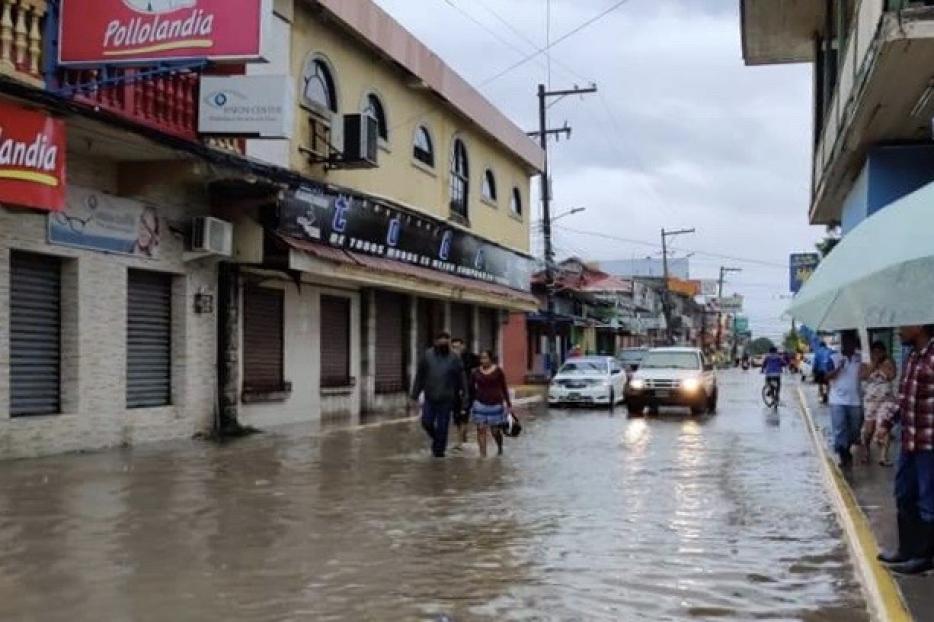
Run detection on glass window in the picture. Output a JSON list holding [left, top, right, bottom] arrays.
[[558, 358, 608, 375], [363, 93, 388, 141], [482, 169, 497, 202], [639, 351, 702, 370], [450, 139, 469, 219], [413, 125, 434, 167], [303, 58, 337, 113], [510, 187, 523, 216]]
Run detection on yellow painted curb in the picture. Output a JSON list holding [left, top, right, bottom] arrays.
[[796, 386, 913, 622]]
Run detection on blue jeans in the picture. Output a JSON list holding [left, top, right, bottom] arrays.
[[830, 405, 863, 454], [421, 400, 453, 457], [896, 450, 934, 523]]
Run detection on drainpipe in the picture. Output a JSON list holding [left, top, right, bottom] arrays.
[[217, 262, 241, 436]]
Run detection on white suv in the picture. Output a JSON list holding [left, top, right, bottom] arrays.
[[624, 347, 718, 416]]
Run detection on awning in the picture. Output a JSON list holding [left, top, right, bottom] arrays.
[[281, 236, 538, 312]]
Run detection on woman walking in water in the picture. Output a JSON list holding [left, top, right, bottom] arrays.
[[469, 350, 512, 457], [861, 341, 898, 466]]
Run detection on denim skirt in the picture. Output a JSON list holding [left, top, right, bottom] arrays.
[[471, 402, 507, 427]]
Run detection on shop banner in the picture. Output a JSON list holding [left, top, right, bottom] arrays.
[[790, 253, 820, 293], [48, 186, 161, 258], [59, 0, 268, 65], [717, 295, 744, 313], [0, 101, 66, 212], [279, 185, 534, 292], [199, 75, 294, 138]]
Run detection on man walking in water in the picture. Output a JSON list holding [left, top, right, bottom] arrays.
[[411, 331, 467, 458], [451, 337, 479, 449]]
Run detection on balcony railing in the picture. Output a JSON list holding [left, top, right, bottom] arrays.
[[58, 67, 246, 155], [0, 0, 46, 86]]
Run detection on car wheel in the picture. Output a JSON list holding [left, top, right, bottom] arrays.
[[608, 389, 616, 411], [627, 401, 644, 417], [707, 388, 718, 414], [690, 400, 705, 416]]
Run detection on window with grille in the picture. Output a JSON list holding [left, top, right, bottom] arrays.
[[449, 138, 469, 219]]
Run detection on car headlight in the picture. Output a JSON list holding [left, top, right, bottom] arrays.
[[681, 378, 701, 392], [629, 379, 645, 391]]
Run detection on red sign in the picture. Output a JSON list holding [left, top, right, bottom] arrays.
[[0, 101, 66, 212], [59, 0, 266, 65]]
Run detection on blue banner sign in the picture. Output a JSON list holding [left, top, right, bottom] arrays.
[[790, 253, 820, 294]]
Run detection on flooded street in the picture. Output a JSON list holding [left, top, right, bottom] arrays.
[[0, 371, 867, 622]]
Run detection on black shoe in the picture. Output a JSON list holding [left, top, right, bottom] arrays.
[[879, 513, 919, 565], [890, 557, 934, 575], [878, 549, 913, 565]]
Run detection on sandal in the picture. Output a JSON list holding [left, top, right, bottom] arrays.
[[879, 460, 894, 467]]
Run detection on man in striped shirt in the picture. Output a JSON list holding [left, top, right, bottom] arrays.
[[879, 325, 934, 575]]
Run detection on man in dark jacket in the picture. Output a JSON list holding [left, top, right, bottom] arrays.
[[451, 337, 479, 448], [411, 331, 467, 458]]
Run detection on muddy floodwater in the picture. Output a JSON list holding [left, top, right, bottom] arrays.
[[0, 372, 868, 621]]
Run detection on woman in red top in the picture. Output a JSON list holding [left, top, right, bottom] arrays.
[[469, 350, 512, 457]]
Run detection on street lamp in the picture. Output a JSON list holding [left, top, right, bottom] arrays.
[[552, 206, 586, 222]]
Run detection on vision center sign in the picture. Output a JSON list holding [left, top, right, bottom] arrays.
[[59, 0, 269, 65], [279, 185, 534, 292], [198, 75, 294, 138]]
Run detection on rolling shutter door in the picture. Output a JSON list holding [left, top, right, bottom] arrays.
[[450, 303, 472, 346], [321, 295, 351, 387], [10, 252, 61, 417], [478, 308, 498, 355], [243, 287, 284, 391], [127, 270, 172, 409], [375, 292, 406, 393]]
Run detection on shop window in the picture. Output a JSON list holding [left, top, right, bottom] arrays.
[[321, 295, 351, 388], [127, 270, 172, 409], [450, 138, 470, 220], [9, 251, 62, 417], [243, 287, 286, 393], [414, 125, 434, 167]]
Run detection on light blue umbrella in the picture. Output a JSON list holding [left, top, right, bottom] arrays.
[[787, 180, 934, 331]]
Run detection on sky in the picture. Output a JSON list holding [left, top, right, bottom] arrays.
[[373, 0, 818, 341]]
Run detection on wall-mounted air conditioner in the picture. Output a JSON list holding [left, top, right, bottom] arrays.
[[342, 113, 379, 169], [191, 217, 233, 257]]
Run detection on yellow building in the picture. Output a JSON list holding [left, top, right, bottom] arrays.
[[233, 0, 545, 428]]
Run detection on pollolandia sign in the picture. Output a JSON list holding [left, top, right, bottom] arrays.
[[278, 185, 535, 293], [58, 0, 269, 65], [0, 101, 66, 212]]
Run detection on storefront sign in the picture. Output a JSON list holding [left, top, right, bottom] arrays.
[[790, 253, 820, 293], [717, 295, 744, 313], [733, 316, 750, 334], [198, 75, 294, 138], [0, 101, 66, 212], [699, 279, 718, 297], [59, 0, 268, 65], [49, 186, 161, 258], [279, 185, 534, 292]]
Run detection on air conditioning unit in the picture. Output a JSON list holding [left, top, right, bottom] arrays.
[[191, 216, 233, 257], [342, 113, 379, 169]]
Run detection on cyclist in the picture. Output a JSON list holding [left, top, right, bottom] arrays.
[[761, 347, 786, 404]]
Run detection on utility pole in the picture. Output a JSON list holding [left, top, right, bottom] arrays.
[[529, 82, 597, 375], [716, 266, 742, 353], [660, 228, 695, 345]]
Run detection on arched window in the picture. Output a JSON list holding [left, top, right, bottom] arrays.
[[482, 169, 497, 203], [302, 57, 337, 113], [510, 187, 523, 217], [363, 93, 388, 141], [449, 139, 469, 219], [413, 125, 434, 167]]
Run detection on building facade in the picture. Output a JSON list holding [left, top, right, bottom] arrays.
[[0, 0, 542, 459]]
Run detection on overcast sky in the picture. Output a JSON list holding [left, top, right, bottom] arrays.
[[374, 0, 817, 340]]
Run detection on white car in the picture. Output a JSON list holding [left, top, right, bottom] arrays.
[[625, 347, 718, 416], [548, 356, 627, 409]]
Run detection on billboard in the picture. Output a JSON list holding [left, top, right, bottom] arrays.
[[0, 101, 66, 212], [790, 253, 820, 293], [199, 75, 294, 138], [717, 295, 744, 313], [59, 0, 268, 65], [279, 185, 535, 292], [49, 186, 161, 258]]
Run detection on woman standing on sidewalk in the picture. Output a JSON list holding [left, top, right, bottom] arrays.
[[860, 341, 897, 466], [469, 350, 512, 457]]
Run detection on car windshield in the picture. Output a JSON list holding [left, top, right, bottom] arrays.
[[640, 352, 701, 370], [618, 351, 646, 364], [559, 360, 607, 375]]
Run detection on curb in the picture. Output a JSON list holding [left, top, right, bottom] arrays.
[[796, 386, 913, 622], [513, 395, 543, 407]]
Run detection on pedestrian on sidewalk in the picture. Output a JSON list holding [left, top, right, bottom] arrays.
[[451, 337, 479, 449], [826, 331, 863, 468], [411, 331, 467, 458], [878, 325, 934, 575], [469, 350, 512, 457], [813, 341, 833, 404], [860, 341, 897, 466]]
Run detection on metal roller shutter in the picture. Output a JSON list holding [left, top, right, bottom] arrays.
[[243, 287, 284, 391], [375, 292, 407, 394], [477, 308, 498, 355], [321, 295, 351, 388], [10, 252, 61, 417], [127, 270, 172, 409], [450, 303, 472, 346], [417, 298, 444, 350]]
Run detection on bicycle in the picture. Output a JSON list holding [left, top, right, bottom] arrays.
[[762, 377, 781, 410]]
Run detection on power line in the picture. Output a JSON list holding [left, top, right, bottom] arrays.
[[480, 0, 634, 87]]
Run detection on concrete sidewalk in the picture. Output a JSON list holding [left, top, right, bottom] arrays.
[[800, 383, 934, 621]]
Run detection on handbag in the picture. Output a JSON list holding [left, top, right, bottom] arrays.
[[504, 411, 522, 438]]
